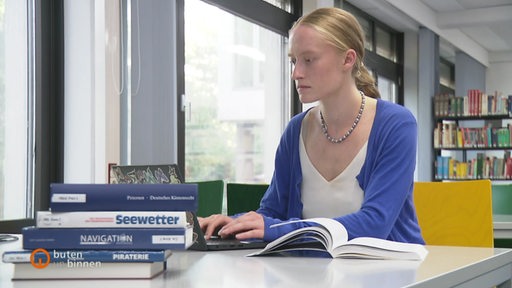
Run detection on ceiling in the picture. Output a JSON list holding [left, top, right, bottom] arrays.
[[419, 0, 512, 57], [346, 0, 512, 65]]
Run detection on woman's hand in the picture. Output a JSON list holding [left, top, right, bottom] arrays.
[[218, 211, 264, 240], [198, 214, 234, 240]]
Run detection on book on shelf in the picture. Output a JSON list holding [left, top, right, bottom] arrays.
[[433, 124, 512, 148], [434, 150, 512, 180], [36, 210, 193, 228], [3, 249, 172, 263], [248, 218, 428, 260], [433, 90, 511, 117], [109, 163, 183, 184], [22, 226, 194, 250], [49, 183, 198, 212], [11, 260, 168, 280]]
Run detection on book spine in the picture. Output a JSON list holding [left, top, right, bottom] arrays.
[[3, 250, 169, 263], [442, 156, 449, 179], [49, 183, 198, 212], [436, 155, 443, 179], [36, 211, 192, 228], [22, 226, 193, 250]]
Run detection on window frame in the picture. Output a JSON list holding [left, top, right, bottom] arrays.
[[0, 0, 64, 233]]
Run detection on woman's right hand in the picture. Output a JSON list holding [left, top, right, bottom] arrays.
[[198, 214, 234, 240]]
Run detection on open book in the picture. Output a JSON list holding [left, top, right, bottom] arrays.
[[248, 218, 428, 260]]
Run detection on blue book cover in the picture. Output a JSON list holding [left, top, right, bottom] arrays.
[[442, 156, 449, 179], [22, 226, 193, 250], [3, 249, 171, 263], [49, 183, 198, 212], [436, 155, 443, 179]]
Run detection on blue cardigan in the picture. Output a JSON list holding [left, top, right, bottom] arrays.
[[256, 99, 425, 244]]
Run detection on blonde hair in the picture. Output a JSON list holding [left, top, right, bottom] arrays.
[[291, 7, 380, 99]]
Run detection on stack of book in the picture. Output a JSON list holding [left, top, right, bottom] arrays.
[[2, 183, 198, 280]]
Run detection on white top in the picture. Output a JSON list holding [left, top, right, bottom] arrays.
[[300, 128, 366, 219]]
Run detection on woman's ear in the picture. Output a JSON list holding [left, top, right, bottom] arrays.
[[343, 49, 357, 67]]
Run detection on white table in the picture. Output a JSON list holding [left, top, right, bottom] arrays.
[[1, 236, 512, 288]]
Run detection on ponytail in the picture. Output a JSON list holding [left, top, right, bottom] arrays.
[[355, 64, 380, 99]]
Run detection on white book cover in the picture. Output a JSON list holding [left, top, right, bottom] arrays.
[[12, 261, 167, 280], [37, 211, 193, 228]]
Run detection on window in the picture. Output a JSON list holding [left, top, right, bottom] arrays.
[[343, 2, 403, 104], [439, 58, 455, 94], [233, 18, 261, 89], [262, 0, 292, 12], [376, 26, 396, 62], [377, 76, 397, 103], [183, 0, 295, 183], [358, 17, 373, 51], [0, 0, 32, 221], [0, 0, 64, 233]]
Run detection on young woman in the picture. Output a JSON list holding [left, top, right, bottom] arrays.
[[199, 7, 424, 245]]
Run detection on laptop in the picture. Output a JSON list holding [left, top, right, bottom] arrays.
[[109, 164, 266, 250], [188, 213, 268, 251]]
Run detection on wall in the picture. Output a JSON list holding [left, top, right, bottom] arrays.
[[416, 27, 439, 181], [487, 53, 512, 95], [455, 52, 486, 95]]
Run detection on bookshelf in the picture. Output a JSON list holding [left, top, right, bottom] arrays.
[[433, 90, 512, 181]]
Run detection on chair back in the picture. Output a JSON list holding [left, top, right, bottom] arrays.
[[492, 184, 512, 215], [188, 180, 224, 217], [413, 180, 493, 247], [226, 183, 268, 215], [491, 184, 512, 248]]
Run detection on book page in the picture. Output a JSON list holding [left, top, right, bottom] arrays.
[[251, 226, 329, 256], [248, 218, 349, 256], [295, 218, 349, 250], [333, 237, 428, 260]]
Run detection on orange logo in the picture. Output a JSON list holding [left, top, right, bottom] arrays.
[[30, 248, 50, 269]]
